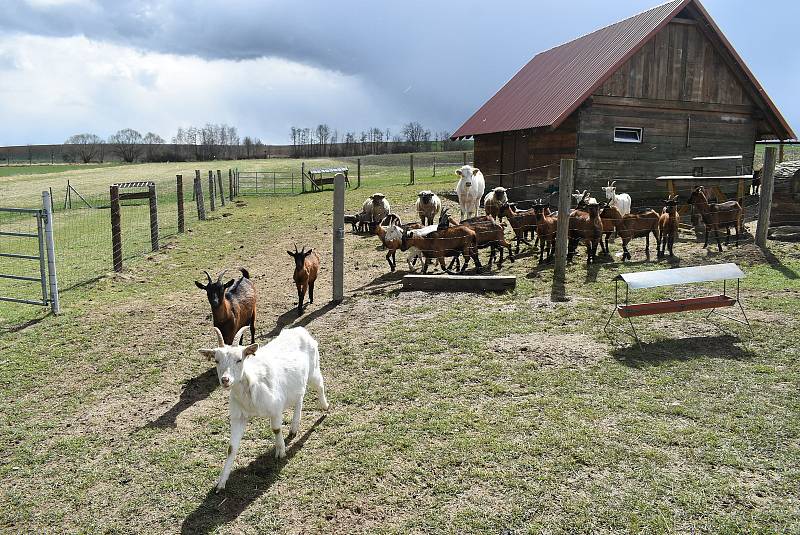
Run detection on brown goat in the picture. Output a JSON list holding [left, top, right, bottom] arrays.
[[287, 245, 320, 317], [687, 186, 743, 252], [375, 214, 422, 272], [401, 209, 481, 274], [603, 205, 660, 261], [569, 202, 603, 264], [532, 199, 557, 264], [657, 195, 681, 257], [500, 203, 537, 254], [195, 268, 257, 345], [458, 214, 514, 269]]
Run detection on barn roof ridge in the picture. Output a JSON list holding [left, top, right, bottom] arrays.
[[451, 0, 794, 141]]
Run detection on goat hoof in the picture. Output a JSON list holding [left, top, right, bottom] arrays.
[[287, 431, 297, 441], [275, 448, 287, 460]]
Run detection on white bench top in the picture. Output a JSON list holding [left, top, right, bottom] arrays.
[[616, 263, 745, 289]]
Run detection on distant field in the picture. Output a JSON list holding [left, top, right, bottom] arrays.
[[0, 163, 120, 179]]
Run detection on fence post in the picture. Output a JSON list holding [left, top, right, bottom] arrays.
[[110, 184, 123, 272], [208, 170, 216, 211], [433, 155, 436, 177], [149, 183, 159, 252], [194, 176, 206, 220], [193, 170, 199, 200], [463, 152, 467, 165], [778, 141, 785, 163], [177, 175, 185, 233], [229, 169, 233, 201], [217, 169, 225, 206], [410, 154, 415, 185], [333, 173, 345, 302], [301, 162, 306, 193], [357, 158, 361, 188], [41, 190, 60, 314], [553, 159, 575, 301], [756, 146, 777, 248]]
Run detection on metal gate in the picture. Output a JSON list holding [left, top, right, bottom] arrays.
[[0, 191, 60, 313], [238, 171, 301, 195]]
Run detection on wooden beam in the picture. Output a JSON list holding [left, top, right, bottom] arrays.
[[402, 274, 516, 293], [589, 95, 754, 116]]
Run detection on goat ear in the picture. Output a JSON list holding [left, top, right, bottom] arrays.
[[456, 169, 462, 176], [224, 279, 234, 289], [242, 343, 259, 358], [287, 251, 294, 257], [304, 249, 313, 256], [195, 281, 206, 290], [199, 349, 216, 361]]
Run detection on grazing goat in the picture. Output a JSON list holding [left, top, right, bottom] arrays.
[[200, 325, 329, 492], [568, 200, 603, 264], [287, 245, 320, 317], [415, 191, 441, 226], [601, 181, 632, 216], [483, 187, 508, 222], [401, 209, 482, 274], [658, 195, 681, 257], [375, 214, 423, 272], [362, 193, 390, 231], [687, 186, 743, 252], [455, 165, 485, 220], [532, 199, 557, 264], [603, 205, 661, 261], [500, 202, 537, 254], [195, 268, 256, 345]]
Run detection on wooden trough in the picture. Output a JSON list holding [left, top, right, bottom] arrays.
[[402, 274, 516, 293]]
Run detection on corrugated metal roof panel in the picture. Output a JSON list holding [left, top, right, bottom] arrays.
[[451, 0, 794, 140]]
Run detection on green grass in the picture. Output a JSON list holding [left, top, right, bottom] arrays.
[[0, 152, 798, 533], [0, 162, 122, 178]]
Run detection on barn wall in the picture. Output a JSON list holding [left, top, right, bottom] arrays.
[[576, 101, 757, 201]]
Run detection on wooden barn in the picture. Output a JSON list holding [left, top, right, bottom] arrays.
[[451, 0, 795, 200]]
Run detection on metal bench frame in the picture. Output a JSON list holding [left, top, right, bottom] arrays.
[[604, 263, 753, 349]]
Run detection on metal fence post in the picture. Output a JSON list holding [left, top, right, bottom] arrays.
[[208, 170, 216, 211], [110, 184, 123, 272], [333, 173, 345, 302], [148, 183, 159, 251], [194, 176, 206, 220], [433, 155, 436, 177], [177, 174, 185, 233], [553, 159, 574, 300], [756, 146, 777, 247], [357, 158, 361, 188], [217, 169, 225, 206], [36, 210, 48, 304], [410, 154, 415, 185], [41, 190, 60, 314], [229, 169, 233, 201]]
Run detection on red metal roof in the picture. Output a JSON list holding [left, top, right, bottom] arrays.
[[451, 0, 794, 140]]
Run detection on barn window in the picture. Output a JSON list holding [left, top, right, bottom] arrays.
[[613, 127, 643, 143]]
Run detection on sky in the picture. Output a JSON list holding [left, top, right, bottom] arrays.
[[0, 0, 797, 146]]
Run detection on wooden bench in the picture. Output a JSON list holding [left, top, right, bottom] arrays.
[[604, 263, 752, 349]]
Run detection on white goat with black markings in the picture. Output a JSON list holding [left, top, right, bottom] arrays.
[[415, 191, 441, 226], [199, 325, 329, 493]]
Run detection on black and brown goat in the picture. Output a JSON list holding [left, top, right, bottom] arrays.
[[532, 199, 557, 264], [458, 214, 514, 269], [687, 186, 743, 252], [657, 195, 681, 257], [401, 209, 482, 274], [500, 203, 537, 254], [287, 244, 320, 317], [195, 268, 256, 345], [568, 201, 603, 264], [375, 214, 422, 272]]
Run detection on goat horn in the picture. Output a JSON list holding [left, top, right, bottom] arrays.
[[233, 326, 249, 346], [216, 269, 227, 283], [293, 243, 298, 254], [203, 270, 212, 285], [212, 327, 225, 347], [611, 181, 616, 186]]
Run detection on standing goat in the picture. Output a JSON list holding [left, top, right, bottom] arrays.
[[401, 209, 482, 274], [602, 205, 661, 261], [200, 325, 329, 492], [362, 193, 390, 232], [195, 268, 256, 345], [687, 186, 743, 252], [601, 181, 632, 215], [658, 195, 681, 257], [455, 165, 485, 220], [415, 191, 441, 226], [483, 187, 508, 222], [375, 214, 423, 272], [287, 245, 320, 317], [568, 200, 603, 264], [500, 202, 537, 254], [533, 199, 557, 264]]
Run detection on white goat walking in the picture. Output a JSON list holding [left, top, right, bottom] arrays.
[[199, 325, 329, 492], [455, 165, 485, 221], [601, 181, 631, 215]]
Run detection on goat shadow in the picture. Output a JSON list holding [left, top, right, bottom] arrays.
[[262, 300, 340, 340], [141, 367, 219, 430], [180, 415, 326, 535], [612, 334, 754, 369]]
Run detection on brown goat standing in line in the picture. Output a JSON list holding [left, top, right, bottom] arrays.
[[602, 205, 661, 261], [287, 245, 320, 317], [658, 195, 681, 257], [533, 199, 557, 264], [195, 268, 257, 345], [687, 186, 743, 252], [568, 200, 603, 264]]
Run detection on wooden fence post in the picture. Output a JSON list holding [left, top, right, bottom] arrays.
[[235, 169, 239, 196], [463, 152, 467, 165], [217, 169, 225, 206], [357, 158, 361, 189], [779, 141, 785, 163], [208, 170, 216, 211], [552, 159, 575, 300], [409, 154, 415, 185], [229, 169, 233, 200], [433, 155, 436, 177], [148, 183, 159, 252], [110, 184, 122, 272], [177, 175, 185, 233], [301, 162, 306, 193], [333, 173, 345, 302], [193, 170, 199, 200], [194, 176, 206, 220], [756, 146, 777, 248]]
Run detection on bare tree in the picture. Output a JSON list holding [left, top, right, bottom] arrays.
[[109, 129, 144, 163], [242, 136, 254, 159], [143, 132, 165, 162], [402, 122, 430, 152], [65, 133, 102, 163], [316, 124, 330, 157]]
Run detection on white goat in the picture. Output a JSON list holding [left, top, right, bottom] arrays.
[[572, 189, 597, 208], [199, 325, 329, 492], [415, 190, 441, 226], [455, 165, 485, 221], [601, 181, 631, 215], [483, 186, 508, 221], [362, 193, 390, 226]]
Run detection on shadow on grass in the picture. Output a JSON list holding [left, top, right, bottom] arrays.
[[763, 248, 798, 280], [180, 415, 327, 535], [1, 312, 52, 334], [262, 300, 340, 340], [612, 334, 755, 368], [142, 367, 218, 430]]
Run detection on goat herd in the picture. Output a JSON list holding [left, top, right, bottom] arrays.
[[189, 164, 746, 493], [348, 165, 745, 275]]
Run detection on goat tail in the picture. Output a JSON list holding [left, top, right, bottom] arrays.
[[239, 267, 251, 279]]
